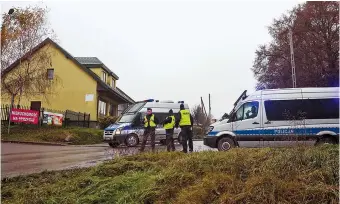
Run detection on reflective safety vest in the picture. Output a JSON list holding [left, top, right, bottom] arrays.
[[164, 115, 175, 130], [179, 109, 191, 126], [144, 114, 156, 127]]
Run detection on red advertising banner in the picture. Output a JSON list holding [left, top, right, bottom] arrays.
[[10, 109, 39, 124]]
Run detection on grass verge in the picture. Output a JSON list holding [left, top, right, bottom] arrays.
[[2, 145, 339, 204], [1, 125, 103, 145]]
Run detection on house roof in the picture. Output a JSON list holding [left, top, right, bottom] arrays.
[[74, 57, 102, 65], [74, 57, 119, 80], [2, 38, 134, 104]]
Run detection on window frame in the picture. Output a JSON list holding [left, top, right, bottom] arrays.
[[98, 100, 107, 116], [243, 101, 259, 120], [111, 79, 115, 88], [264, 98, 339, 121], [47, 68, 54, 80], [234, 105, 244, 122], [231, 101, 260, 122], [102, 71, 107, 83]]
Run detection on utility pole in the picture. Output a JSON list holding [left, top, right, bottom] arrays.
[[288, 28, 297, 88], [200, 97, 207, 117]]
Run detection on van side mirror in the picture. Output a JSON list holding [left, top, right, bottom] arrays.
[[221, 113, 230, 120], [231, 113, 237, 121]]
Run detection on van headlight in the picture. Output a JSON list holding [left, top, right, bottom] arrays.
[[115, 128, 122, 135]]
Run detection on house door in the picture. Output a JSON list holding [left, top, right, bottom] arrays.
[[30, 101, 41, 111]]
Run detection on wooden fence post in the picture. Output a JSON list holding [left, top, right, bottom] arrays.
[[83, 113, 86, 127], [65, 110, 68, 127], [40, 108, 44, 126], [6, 105, 9, 126], [78, 112, 81, 126], [88, 114, 90, 128]]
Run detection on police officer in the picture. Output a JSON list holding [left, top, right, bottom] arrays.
[[139, 108, 159, 152], [176, 104, 194, 153], [163, 109, 176, 152]]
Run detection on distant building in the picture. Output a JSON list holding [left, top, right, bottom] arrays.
[[1, 38, 134, 126]]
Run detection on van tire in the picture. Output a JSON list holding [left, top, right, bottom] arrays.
[[315, 136, 337, 146], [125, 134, 139, 147], [217, 137, 235, 151]]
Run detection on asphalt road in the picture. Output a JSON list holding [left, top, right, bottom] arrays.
[[1, 141, 215, 178]]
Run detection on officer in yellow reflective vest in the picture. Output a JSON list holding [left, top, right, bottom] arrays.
[[176, 104, 194, 153], [163, 109, 176, 152], [139, 108, 159, 152]]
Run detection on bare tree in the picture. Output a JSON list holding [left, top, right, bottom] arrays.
[[191, 105, 213, 135], [191, 105, 206, 126], [1, 5, 59, 107], [252, 2, 339, 89]]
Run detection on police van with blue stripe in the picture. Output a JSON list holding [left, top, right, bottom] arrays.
[[103, 99, 188, 147], [204, 87, 339, 151]]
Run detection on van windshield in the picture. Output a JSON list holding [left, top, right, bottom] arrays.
[[117, 114, 137, 123], [125, 102, 146, 113]]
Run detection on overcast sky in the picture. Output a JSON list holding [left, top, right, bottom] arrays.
[[1, 0, 302, 118]]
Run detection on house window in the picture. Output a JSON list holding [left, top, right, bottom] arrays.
[[111, 79, 115, 88], [98, 100, 107, 116], [47, 69, 54, 80], [102, 72, 107, 83]]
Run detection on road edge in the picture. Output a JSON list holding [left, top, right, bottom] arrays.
[[1, 140, 68, 146]]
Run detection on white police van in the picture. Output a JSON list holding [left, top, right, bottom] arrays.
[[204, 87, 339, 151], [103, 99, 189, 147]]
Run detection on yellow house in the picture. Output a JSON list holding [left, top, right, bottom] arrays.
[[1, 38, 134, 126]]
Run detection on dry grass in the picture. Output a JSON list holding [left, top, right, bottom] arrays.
[[1, 126, 103, 145], [2, 145, 339, 204]]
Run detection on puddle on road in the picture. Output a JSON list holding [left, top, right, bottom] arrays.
[[2, 141, 215, 178]]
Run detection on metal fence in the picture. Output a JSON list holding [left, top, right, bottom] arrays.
[[1, 104, 90, 128]]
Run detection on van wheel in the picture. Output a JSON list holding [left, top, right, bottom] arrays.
[[109, 142, 119, 148], [125, 134, 139, 147], [315, 136, 337, 146], [217, 137, 235, 151]]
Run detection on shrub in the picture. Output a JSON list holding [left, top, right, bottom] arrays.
[[98, 116, 119, 129], [193, 126, 204, 139], [1, 126, 103, 145]]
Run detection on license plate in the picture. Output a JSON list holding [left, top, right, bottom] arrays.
[[105, 137, 111, 140]]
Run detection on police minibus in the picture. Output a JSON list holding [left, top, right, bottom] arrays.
[[103, 99, 189, 147], [204, 87, 339, 151]]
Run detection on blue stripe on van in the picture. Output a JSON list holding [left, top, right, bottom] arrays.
[[207, 127, 339, 136]]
